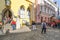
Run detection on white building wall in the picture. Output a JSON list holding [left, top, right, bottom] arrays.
[[45, 0, 56, 8], [45, 0, 58, 16], [37, 0, 44, 5]]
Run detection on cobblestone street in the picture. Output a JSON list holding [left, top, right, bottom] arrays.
[[0, 26, 60, 40]]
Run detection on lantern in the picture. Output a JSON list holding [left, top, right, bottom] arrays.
[[5, 0, 11, 6]]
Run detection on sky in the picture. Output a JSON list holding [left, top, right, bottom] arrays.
[[53, 0, 60, 7]]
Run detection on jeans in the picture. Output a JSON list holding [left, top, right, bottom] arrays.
[[32, 25, 36, 30], [41, 28, 46, 34], [12, 24, 16, 30]]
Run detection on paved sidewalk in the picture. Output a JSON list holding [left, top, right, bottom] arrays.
[[0, 30, 5, 35], [0, 26, 60, 40], [9, 26, 31, 33], [0, 25, 31, 35]]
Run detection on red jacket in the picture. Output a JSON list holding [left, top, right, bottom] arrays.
[[0, 22, 2, 25], [11, 20, 16, 25]]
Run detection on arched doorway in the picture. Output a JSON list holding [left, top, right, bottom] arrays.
[[2, 8, 12, 24], [19, 5, 25, 18], [26, 7, 31, 25], [3, 9, 12, 18], [27, 8, 30, 18], [18, 5, 25, 26]]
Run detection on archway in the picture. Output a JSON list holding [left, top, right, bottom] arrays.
[[26, 7, 31, 25], [27, 7, 30, 19], [18, 5, 25, 26], [2, 8, 12, 24], [19, 5, 25, 18]]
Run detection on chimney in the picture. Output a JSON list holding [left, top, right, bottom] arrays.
[[54, 1, 57, 4]]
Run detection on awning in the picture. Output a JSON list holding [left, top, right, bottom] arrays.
[[55, 20, 60, 23]]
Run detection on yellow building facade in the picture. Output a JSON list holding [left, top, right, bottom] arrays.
[[0, 0, 5, 20], [0, 0, 36, 28], [11, 0, 33, 27]]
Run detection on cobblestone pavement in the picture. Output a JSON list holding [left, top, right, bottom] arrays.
[[0, 25, 60, 40]]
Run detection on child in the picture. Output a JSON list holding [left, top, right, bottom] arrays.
[[11, 20, 16, 30]]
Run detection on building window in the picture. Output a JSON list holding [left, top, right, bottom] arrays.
[[19, 5, 25, 18], [44, 7, 46, 13], [52, 14, 55, 17], [48, 8, 49, 13], [20, 6, 25, 15], [27, 8, 30, 18], [50, 10, 53, 15], [43, 6, 44, 12], [40, 6, 42, 12]]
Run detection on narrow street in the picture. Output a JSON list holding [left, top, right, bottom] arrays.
[[0, 26, 60, 40], [0, 0, 60, 40]]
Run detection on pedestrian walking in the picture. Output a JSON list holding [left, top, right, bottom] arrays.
[[41, 21, 47, 34], [32, 21, 36, 30]]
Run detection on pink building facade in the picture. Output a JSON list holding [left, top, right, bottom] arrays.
[[35, 0, 57, 24], [35, 0, 41, 23]]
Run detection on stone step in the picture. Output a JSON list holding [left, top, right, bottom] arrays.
[[9, 26, 31, 33], [0, 30, 5, 35], [3, 24, 31, 34]]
